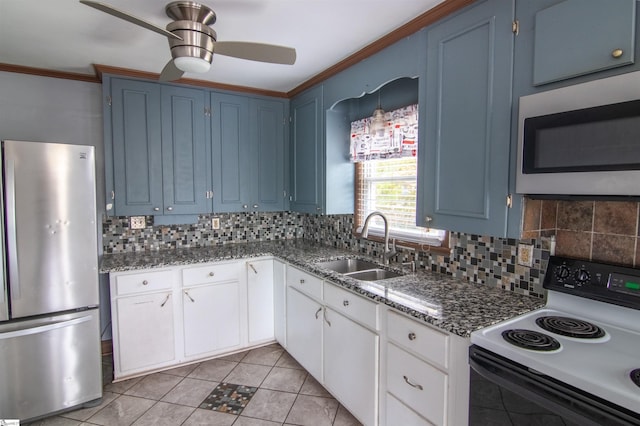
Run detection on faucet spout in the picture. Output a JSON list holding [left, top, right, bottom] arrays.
[[361, 211, 397, 264]]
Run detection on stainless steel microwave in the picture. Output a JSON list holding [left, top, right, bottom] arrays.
[[516, 71, 640, 196]]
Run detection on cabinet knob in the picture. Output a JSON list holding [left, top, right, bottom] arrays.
[[425, 216, 433, 224], [142, 280, 149, 285], [408, 332, 416, 341], [343, 300, 350, 307], [300, 279, 305, 284], [253, 204, 258, 209], [153, 207, 160, 211], [612, 48, 624, 58], [243, 204, 248, 209], [166, 206, 173, 211], [208, 272, 215, 277]]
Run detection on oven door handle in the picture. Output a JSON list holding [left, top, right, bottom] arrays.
[[469, 345, 640, 426]]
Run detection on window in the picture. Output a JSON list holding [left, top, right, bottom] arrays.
[[355, 157, 446, 247]]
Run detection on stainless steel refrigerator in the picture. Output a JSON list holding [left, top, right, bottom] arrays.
[[0, 140, 102, 421]]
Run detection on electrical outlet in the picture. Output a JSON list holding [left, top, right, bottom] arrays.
[[517, 243, 534, 267], [129, 216, 146, 230], [211, 217, 220, 230]]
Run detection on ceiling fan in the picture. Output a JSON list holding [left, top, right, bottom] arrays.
[[79, 0, 296, 81]]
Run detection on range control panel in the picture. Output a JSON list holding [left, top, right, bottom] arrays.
[[544, 256, 640, 310]]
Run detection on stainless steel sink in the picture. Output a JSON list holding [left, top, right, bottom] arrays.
[[315, 258, 403, 281], [344, 269, 402, 281], [315, 259, 381, 274]]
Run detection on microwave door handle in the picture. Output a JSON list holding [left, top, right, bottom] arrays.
[[5, 159, 20, 299]]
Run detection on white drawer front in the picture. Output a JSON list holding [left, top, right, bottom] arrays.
[[386, 392, 434, 426], [387, 343, 447, 426], [182, 262, 240, 286], [387, 310, 449, 368], [286, 266, 322, 299], [115, 270, 173, 296], [323, 282, 379, 330]]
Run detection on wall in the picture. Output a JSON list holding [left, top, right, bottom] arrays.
[[522, 198, 640, 267], [0, 71, 112, 338]]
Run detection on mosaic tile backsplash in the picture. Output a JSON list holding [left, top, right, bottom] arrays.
[[103, 211, 549, 298]]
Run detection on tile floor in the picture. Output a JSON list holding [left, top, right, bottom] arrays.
[[26, 343, 362, 426]]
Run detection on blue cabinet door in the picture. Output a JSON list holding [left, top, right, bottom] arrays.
[[211, 92, 251, 212], [418, 0, 514, 237], [110, 79, 163, 216], [161, 86, 209, 215], [250, 98, 286, 211], [533, 0, 635, 86], [290, 86, 324, 214]]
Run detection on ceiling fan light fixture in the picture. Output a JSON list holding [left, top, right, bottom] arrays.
[[174, 56, 211, 73]]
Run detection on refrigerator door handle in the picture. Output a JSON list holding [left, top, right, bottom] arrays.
[[4, 158, 20, 299], [0, 314, 93, 340]]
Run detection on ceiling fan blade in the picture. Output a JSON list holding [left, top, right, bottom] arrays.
[[159, 60, 185, 82], [79, 0, 182, 40], [213, 41, 296, 65]]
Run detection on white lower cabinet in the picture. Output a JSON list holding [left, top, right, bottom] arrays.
[[273, 260, 286, 346], [285, 285, 323, 379], [246, 259, 275, 344], [182, 281, 241, 358], [115, 289, 176, 374], [323, 307, 378, 426]]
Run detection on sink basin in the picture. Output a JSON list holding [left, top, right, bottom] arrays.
[[315, 258, 403, 281], [344, 269, 403, 281], [315, 259, 381, 274]]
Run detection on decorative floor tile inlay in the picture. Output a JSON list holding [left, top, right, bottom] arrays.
[[199, 382, 258, 415]]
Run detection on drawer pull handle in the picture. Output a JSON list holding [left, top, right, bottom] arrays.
[[343, 300, 350, 307], [248, 264, 258, 274], [315, 307, 322, 319], [208, 272, 215, 277], [160, 294, 171, 307], [408, 332, 416, 341], [184, 291, 195, 303], [403, 375, 424, 391], [142, 280, 149, 286], [300, 279, 305, 284]]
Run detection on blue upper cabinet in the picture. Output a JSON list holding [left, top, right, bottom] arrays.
[[250, 98, 286, 211], [532, 0, 636, 86], [290, 85, 324, 214], [109, 78, 163, 216], [107, 77, 209, 217], [161, 85, 209, 215], [210, 92, 287, 213], [418, 0, 515, 237], [210, 92, 251, 212]]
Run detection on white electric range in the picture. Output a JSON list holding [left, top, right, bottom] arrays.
[[470, 255, 640, 426]]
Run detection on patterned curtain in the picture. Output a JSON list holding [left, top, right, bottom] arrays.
[[350, 104, 418, 163]]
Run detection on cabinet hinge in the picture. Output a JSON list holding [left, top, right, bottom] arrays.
[[205, 190, 214, 199], [106, 95, 112, 106], [512, 20, 519, 35], [283, 190, 287, 198], [506, 194, 513, 208], [204, 107, 212, 117]]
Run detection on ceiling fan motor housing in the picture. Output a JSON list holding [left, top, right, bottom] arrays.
[[166, 20, 216, 63]]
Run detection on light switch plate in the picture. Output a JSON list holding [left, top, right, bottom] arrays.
[[129, 216, 146, 230], [212, 217, 220, 230], [517, 243, 534, 267]]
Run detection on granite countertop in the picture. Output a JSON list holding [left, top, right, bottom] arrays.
[[100, 239, 545, 338]]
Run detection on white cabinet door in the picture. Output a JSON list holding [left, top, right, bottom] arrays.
[[246, 259, 275, 344], [273, 260, 286, 347], [183, 282, 241, 358], [323, 307, 379, 426], [286, 286, 322, 380], [115, 290, 175, 375]]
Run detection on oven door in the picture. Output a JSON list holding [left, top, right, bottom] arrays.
[[469, 345, 640, 426]]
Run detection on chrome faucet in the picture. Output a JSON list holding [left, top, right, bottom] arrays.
[[361, 211, 397, 264]]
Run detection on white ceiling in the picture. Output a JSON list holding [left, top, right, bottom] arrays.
[[0, 0, 445, 92]]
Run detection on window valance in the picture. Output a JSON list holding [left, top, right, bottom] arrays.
[[350, 104, 418, 163]]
